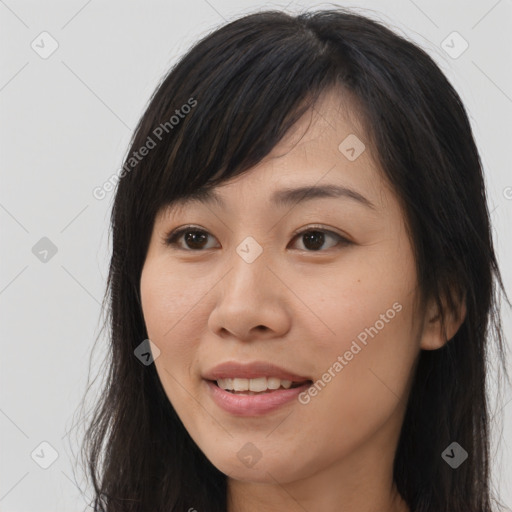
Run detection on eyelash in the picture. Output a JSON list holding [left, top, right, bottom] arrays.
[[164, 224, 352, 252]]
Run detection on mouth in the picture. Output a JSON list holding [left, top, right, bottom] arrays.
[[208, 377, 313, 395], [203, 377, 314, 416], [202, 361, 314, 415]]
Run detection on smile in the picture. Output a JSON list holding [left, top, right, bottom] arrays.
[[204, 379, 313, 416]]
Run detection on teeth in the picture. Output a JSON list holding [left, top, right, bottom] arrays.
[[216, 377, 297, 392], [233, 378, 248, 391], [267, 377, 281, 390], [249, 377, 267, 392]]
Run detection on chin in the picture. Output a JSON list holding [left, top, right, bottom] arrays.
[[207, 449, 307, 484]]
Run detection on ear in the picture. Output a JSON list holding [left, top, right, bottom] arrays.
[[419, 290, 467, 350]]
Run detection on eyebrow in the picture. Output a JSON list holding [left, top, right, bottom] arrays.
[[170, 184, 375, 211]]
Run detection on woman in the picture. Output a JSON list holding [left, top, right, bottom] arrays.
[[79, 7, 509, 512]]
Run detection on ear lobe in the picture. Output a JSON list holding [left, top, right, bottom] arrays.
[[420, 293, 467, 351]]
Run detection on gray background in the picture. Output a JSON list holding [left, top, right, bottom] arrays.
[[1, 0, 511, 510]]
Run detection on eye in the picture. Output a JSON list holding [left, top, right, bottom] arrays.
[[164, 225, 351, 252], [288, 226, 351, 252], [164, 226, 219, 251]]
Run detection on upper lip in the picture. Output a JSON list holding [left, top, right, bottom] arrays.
[[203, 361, 312, 383]]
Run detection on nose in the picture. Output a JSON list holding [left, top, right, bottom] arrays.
[[207, 246, 292, 342]]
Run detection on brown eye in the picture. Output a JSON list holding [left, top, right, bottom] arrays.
[[165, 227, 219, 250], [289, 229, 350, 252], [164, 226, 350, 252]]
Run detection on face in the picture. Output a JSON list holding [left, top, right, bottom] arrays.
[[140, 90, 428, 486]]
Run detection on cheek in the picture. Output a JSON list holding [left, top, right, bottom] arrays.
[[288, 289, 418, 476], [295, 240, 419, 423], [140, 261, 206, 382], [304, 244, 416, 356], [141, 260, 202, 339], [140, 261, 209, 429], [296, 279, 417, 419]]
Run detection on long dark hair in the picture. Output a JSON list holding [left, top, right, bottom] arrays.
[[75, 7, 509, 512]]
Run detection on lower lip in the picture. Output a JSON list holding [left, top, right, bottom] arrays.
[[204, 379, 312, 416]]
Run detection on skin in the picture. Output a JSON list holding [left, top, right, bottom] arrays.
[[140, 89, 465, 512]]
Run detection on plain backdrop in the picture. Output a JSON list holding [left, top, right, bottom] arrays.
[[0, 0, 511, 510]]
